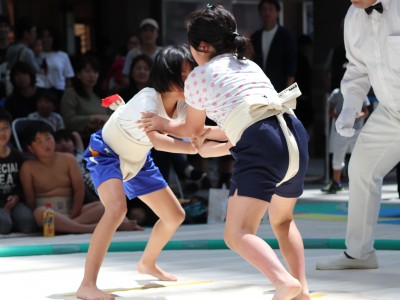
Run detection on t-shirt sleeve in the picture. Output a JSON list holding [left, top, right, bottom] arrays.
[[138, 89, 159, 115], [62, 52, 75, 78]]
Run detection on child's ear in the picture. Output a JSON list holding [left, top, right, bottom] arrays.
[[26, 144, 34, 153], [198, 41, 211, 52]]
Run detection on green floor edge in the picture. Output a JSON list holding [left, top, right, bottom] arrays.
[[1, 238, 399, 257]]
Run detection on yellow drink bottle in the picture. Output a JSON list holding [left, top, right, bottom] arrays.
[[43, 202, 55, 237]]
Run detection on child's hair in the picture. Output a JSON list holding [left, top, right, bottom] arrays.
[[10, 61, 36, 88], [258, 0, 281, 12], [38, 89, 59, 106], [22, 121, 54, 148], [14, 16, 35, 40], [186, 4, 253, 60], [0, 107, 12, 124], [149, 44, 197, 93], [53, 129, 75, 145], [38, 25, 61, 51]]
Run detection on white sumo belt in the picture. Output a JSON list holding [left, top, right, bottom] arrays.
[[222, 83, 302, 186], [102, 106, 153, 181]]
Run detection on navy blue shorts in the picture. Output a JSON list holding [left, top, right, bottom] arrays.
[[83, 130, 167, 200], [229, 114, 309, 202]]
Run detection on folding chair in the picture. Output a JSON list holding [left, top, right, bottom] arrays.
[[11, 117, 55, 152]]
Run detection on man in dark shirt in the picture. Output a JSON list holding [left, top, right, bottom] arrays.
[[251, 0, 297, 92]]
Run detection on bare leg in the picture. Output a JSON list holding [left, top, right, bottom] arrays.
[[269, 195, 310, 300], [117, 217, 144, 231], [137, 186, 185, 281], [224, 191, 302, 300], [74, 201, 105, 224], [33, 207, 97, 233], [77, 178, 127, 300]]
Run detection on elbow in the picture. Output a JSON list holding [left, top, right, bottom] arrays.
[[151, 139, 164, 151]]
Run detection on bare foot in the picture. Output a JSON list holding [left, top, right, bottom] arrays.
[[272, 278, 302, 300], [118, 220, 144, 231], [137, 260, 178, 281], [76, 284, 115, 300], [294, 290, 311, 300]]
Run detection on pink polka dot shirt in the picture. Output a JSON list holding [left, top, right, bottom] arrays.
[[185, 53, 277, 127]]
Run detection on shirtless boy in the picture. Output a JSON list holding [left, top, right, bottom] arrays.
[[20, 122, 142, 233]]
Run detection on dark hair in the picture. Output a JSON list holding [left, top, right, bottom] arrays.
[[258, 0, 281, 12], [149, 44, 197, 93], [10, 61, 36, 88], [0, 107, 12, 124], [38, 26, 61, 51], [14, 16, 35, 40], [128, 54, 153, 86], [53, 129, 75, 144], [186, 5, 253, 60], [38, 89, 59, 106], [72, 54, 101, 98], [22, 121, 54, 148]]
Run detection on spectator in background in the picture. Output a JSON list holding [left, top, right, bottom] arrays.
[[28, 89, 64, 130], [39, 26, 75, 101], [127, 34, 140, 52], [322, 89, 369, 194], [32, 37, 49, 89], [0, 108, 37, 234], [60, 55, 109, 146], [251, 0, 297, 92], [6, 16, 40, 75], [5, 61, 44, 119], [54, 129, 95, 194], [103, 34, 141, 95], [121, 18, 163, 87], [119, 54, 153, 102], [103, 45, 127, 94], [20, 122, 142, 234]]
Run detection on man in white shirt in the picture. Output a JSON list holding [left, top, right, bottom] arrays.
[[316, 0, 400, 270]]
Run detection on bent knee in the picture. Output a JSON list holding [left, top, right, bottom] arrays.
[[270, 219, 293, 237], [224, 227, 240, 250], [33, 207, 45, 226], [176, 208, 186, 225], [170, 208, 186, 227], [105, 201, 127, 221], [161, 207, 185, 228]]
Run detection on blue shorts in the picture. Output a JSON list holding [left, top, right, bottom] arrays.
[[83, 130, 167, 200], [229, 114, 309, 202]]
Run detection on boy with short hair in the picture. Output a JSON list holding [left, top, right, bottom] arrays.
[[28, 89, 64, 130], [20, 121, 142, 234], [0, 107, 37, 234]]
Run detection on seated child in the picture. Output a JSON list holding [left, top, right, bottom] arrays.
[[54, 129, 95, 193], [19, 121, 142, 234], [28, 89, 64, 131], [0, 108, 37, 234]]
